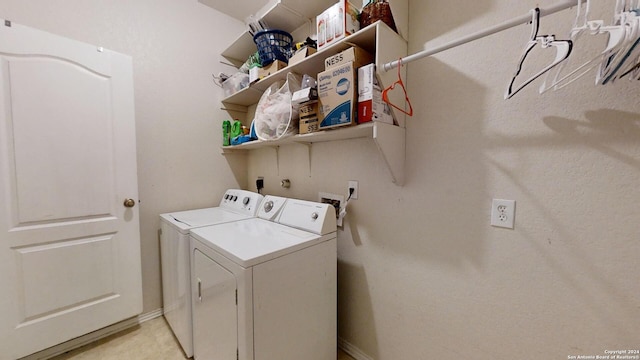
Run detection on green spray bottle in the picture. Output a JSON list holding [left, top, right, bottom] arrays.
[[222, 120, 231, 146]]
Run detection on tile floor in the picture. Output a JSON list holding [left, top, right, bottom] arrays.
[[50, 316, 355, 360]]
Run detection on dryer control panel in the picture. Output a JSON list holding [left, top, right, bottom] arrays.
[[279, 199, 337, 235], [257, 195, 288, 221]]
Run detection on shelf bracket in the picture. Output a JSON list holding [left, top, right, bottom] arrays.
[[373, 123, 405, 186], [221, 103, 248, 114], [274, 145, 280, 176]]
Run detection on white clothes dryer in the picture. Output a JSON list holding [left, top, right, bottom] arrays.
[[189, 195, 337, 360], [159, 189, 263, 357]]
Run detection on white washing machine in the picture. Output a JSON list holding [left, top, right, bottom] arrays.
[[189, 195, 337, 360], [159, 189, 263, 357]]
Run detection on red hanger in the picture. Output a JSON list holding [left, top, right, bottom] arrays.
[[382, 58, 413, 117]]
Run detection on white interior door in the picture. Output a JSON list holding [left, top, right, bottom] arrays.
[[0, 20, 142, 360]]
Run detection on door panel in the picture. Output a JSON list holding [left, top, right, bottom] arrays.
[[193, 249, 237, 360], [0, 20, 141, 360], [16, 234, 116, 321], [9, 58, 114, 224]]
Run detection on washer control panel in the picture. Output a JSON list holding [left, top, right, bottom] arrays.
[[218, 189, 264, 216]]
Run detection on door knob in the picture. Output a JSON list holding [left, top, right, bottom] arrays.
[[123, 198, 136, 208]]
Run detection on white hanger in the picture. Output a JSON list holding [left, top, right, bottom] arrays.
[[601, 1, 640, 83], [596, 0, 640, 83], [540, 0, 591, 93], [540, 0, 628, 92], [506, 8, 573, 99]]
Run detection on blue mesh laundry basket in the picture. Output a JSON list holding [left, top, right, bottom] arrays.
[[253, 30, 293, 66]]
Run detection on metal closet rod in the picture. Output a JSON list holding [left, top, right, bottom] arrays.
[[382, 0, 586, 72]]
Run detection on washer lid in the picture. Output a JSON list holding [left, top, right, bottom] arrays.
[[160, 207, 251, 233], [190, 218, 334, 267]]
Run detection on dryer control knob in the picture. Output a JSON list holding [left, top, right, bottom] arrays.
[[264, 200, 274, 213], [243, 197, 250, 205], [311, 212, 319, 220]]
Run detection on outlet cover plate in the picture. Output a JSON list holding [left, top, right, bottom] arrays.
[[491, 199, 516, 229]]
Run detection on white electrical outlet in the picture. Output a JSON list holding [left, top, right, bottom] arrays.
[[348, 180, 358, 200], [491, 199, 516, 229]]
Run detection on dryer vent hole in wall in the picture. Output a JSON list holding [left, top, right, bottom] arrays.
[[319, 192, 344, 226]]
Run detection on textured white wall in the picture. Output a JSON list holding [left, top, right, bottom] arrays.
[[3, 0, 638, 357], [0, 0, 246, 313], [249, 0, 640, 358]]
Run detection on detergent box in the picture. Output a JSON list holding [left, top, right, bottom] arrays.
[[318, 61, 356, 129], [357, 63, 394, 124], [324, 44, 373, 70], [316, 0, 360, 50]]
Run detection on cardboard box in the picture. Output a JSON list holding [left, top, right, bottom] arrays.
[[316, 0, 360, 50], [318, 62, 356, 129], [358, 63, 394, 124], [249, 66, 260, 83], [325, 45, 373, 70], [300, 116, 319, 134], [292, 87, 318, 104], [288, 46, 317, 66], [299, 100, 319, 119], [258, 60, 287, 80]]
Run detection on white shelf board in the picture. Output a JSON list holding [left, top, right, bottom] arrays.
[[220, 0, 335, 65], [221, 122, 376, 152], [221, 122, 406, 185]]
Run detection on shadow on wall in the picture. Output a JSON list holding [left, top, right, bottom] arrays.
[[546, 110, 640, 170], [481, 110, 640, 171], [337, 260, 379, 359], [360, 57, 489, 268]]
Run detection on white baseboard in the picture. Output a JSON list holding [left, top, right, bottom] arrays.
[[338, 337, 374, 360], [137, 308, 164, 323], [20, 308, 164, 360]]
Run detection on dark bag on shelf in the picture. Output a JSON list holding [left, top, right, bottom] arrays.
[[360, 0, 397, 33]]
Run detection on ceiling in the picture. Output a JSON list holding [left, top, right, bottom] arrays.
[[198, 0, 271, 22]]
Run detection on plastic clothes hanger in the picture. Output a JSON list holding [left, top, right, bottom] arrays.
[[618, 53, 640, 78], [539, 0, 601, 92], [622, 0, 640, 79], [541, 0, 628, 91], [616, 6, 640, 80], [601, 3, 640, 83], [539, 0, 589, 93], [505, 8, 573, 99], [596, 0, 640, 83], [382, 58, 414, 116], [545, 20, 626, 90]]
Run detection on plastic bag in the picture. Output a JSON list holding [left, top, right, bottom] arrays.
[[254, 73, 302, 141], [222, 72, 249, 97]]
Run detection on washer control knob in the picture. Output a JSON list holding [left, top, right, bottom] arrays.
[[233, 196, 238, 201], [243, 197, 250, 205], [311, 212, 319, 220], [264, 200, 274, 213]]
